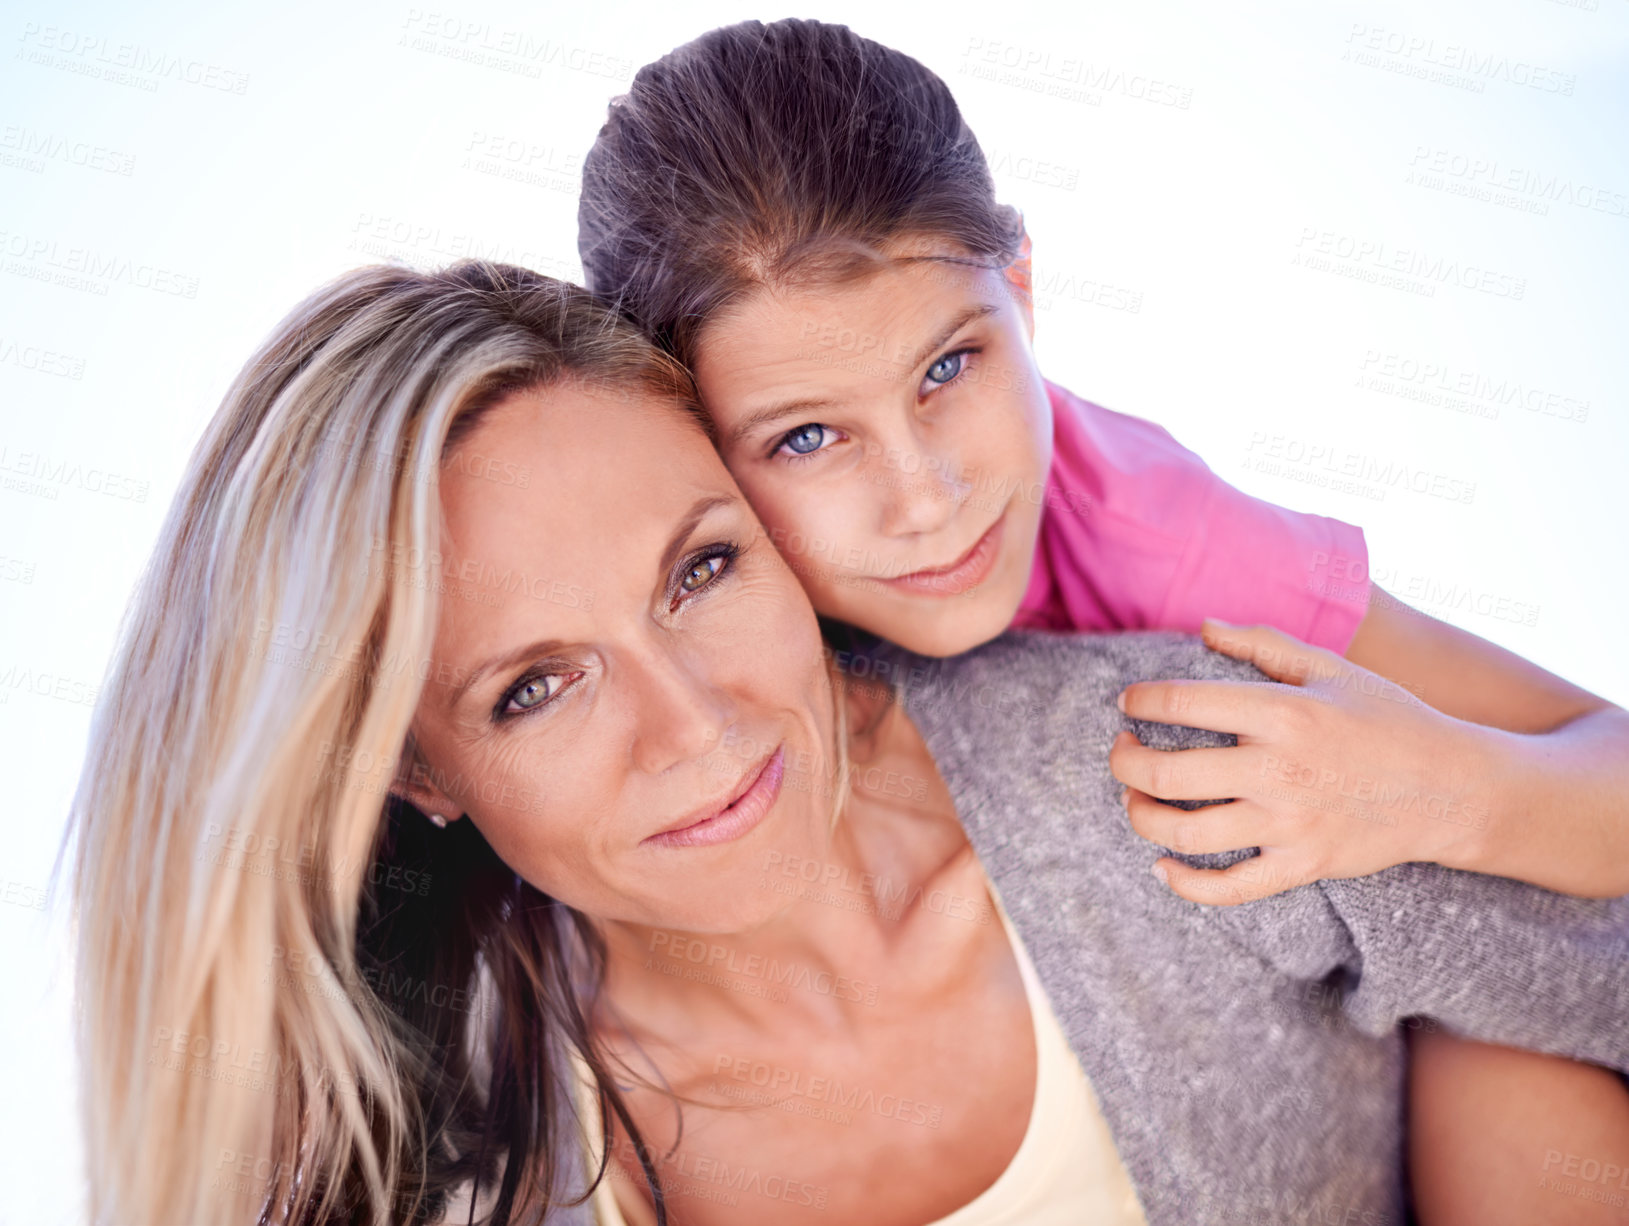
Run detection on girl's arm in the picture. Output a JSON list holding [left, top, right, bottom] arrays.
[[1409, 1030, 1629, 1226], [1110, 583, 1629, 902], [1112, 588, 1629, 1226], [1340, 595, 1629, 1225], [1343, 584, 1629, 896]]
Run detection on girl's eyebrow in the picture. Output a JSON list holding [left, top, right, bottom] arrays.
[[728, 397, 839, 447], [909, 302, 1001, 368], [728, 302, 1003, 447]]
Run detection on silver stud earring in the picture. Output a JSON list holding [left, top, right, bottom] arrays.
[[427, 812, 448, 829]]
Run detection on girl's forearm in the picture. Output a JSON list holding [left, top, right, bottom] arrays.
[[1457, 706, 1629, 898]]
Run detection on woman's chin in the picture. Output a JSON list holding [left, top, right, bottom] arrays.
[[718, 888, 802, 934], [654, 848, 826, 936], [613, 799, 839, 934], [650, 888, 798, 938]]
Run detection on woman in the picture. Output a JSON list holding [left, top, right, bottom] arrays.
[[66, 262, 1629, 1226]]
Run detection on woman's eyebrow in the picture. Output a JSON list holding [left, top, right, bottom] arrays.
[[656, 493, 737, 577], [449, 635, 573, 713], [447, 493, 738, 713]]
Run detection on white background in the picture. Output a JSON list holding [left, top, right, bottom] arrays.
[[2, 0, 1625, 1219]]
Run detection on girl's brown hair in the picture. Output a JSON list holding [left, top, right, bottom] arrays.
[[578, 18, 1025, 366]]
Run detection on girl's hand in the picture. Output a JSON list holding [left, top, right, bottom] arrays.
[[1109, 619, 1494, 905]]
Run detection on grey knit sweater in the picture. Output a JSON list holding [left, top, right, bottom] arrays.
[[876, 629, 1629, 1225], [528, 629, 1629, 1225]]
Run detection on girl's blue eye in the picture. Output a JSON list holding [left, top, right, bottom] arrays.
[[779, 423, 833, 457], [924, 351, 966, 387]]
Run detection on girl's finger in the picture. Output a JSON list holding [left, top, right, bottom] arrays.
[[1109, 733, 1254, 801], [1117, 678, 1298, 742], [1152, 848, 1315, 907], [1200, 619, 1346, 687], [1124, 790, 1268, 857]]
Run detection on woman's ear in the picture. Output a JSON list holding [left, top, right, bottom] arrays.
[[1003, 230, 1035, 341], [389, 738, 462, 828]]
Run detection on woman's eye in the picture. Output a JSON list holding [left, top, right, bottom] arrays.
[[680, 554, 727, 592], [922, 350, 970, 392], [775, 423, 836, 459], [502, 671, 577, 716], [669, 544, 740, 612]]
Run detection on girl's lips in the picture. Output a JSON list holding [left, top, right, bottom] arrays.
[[643, 746, 785, 849], [880, 515, 1004, 597]]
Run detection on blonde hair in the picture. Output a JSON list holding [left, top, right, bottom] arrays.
[[62, 262, 728, 1225]]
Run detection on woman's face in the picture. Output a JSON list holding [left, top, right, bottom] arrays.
[[405, 381, 838, 934]]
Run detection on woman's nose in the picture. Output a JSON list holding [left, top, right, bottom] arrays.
[[628, 647, 737, 777]]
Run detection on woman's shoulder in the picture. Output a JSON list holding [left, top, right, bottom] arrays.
[[864, 629, 1265, 758], [858, 624, 1256, 677]]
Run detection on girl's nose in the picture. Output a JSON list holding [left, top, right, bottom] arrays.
[[874, 448, 970, 539]]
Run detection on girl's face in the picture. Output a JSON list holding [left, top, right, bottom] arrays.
[[405, 383, 839, 934], [689, 246, 1054, 657]]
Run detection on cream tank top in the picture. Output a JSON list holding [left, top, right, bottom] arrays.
[[573, 876, 1148, 1225]]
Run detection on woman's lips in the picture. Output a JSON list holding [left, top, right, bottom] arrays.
[[643, 745, 785, 849], [879, 516, 1004, 597]]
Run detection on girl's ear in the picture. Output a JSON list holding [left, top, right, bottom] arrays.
[[1003, 231, 1035, 341]]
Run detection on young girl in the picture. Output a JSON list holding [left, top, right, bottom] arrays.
[[574, 18, 1629, 1221]]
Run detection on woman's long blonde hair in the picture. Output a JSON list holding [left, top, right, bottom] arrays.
[[63, 262, 713, 1225]]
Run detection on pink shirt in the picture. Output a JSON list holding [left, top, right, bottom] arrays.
[[1014, 381, 1372, 655]]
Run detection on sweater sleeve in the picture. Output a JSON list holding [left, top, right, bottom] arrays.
[[1312, 864, 1629, 1068], [1108, 634, 1629, 1071], [1139, 727, 1629, 1071], [1138, 712, 1629, 1070], [886, 629, 1629, 1074]]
